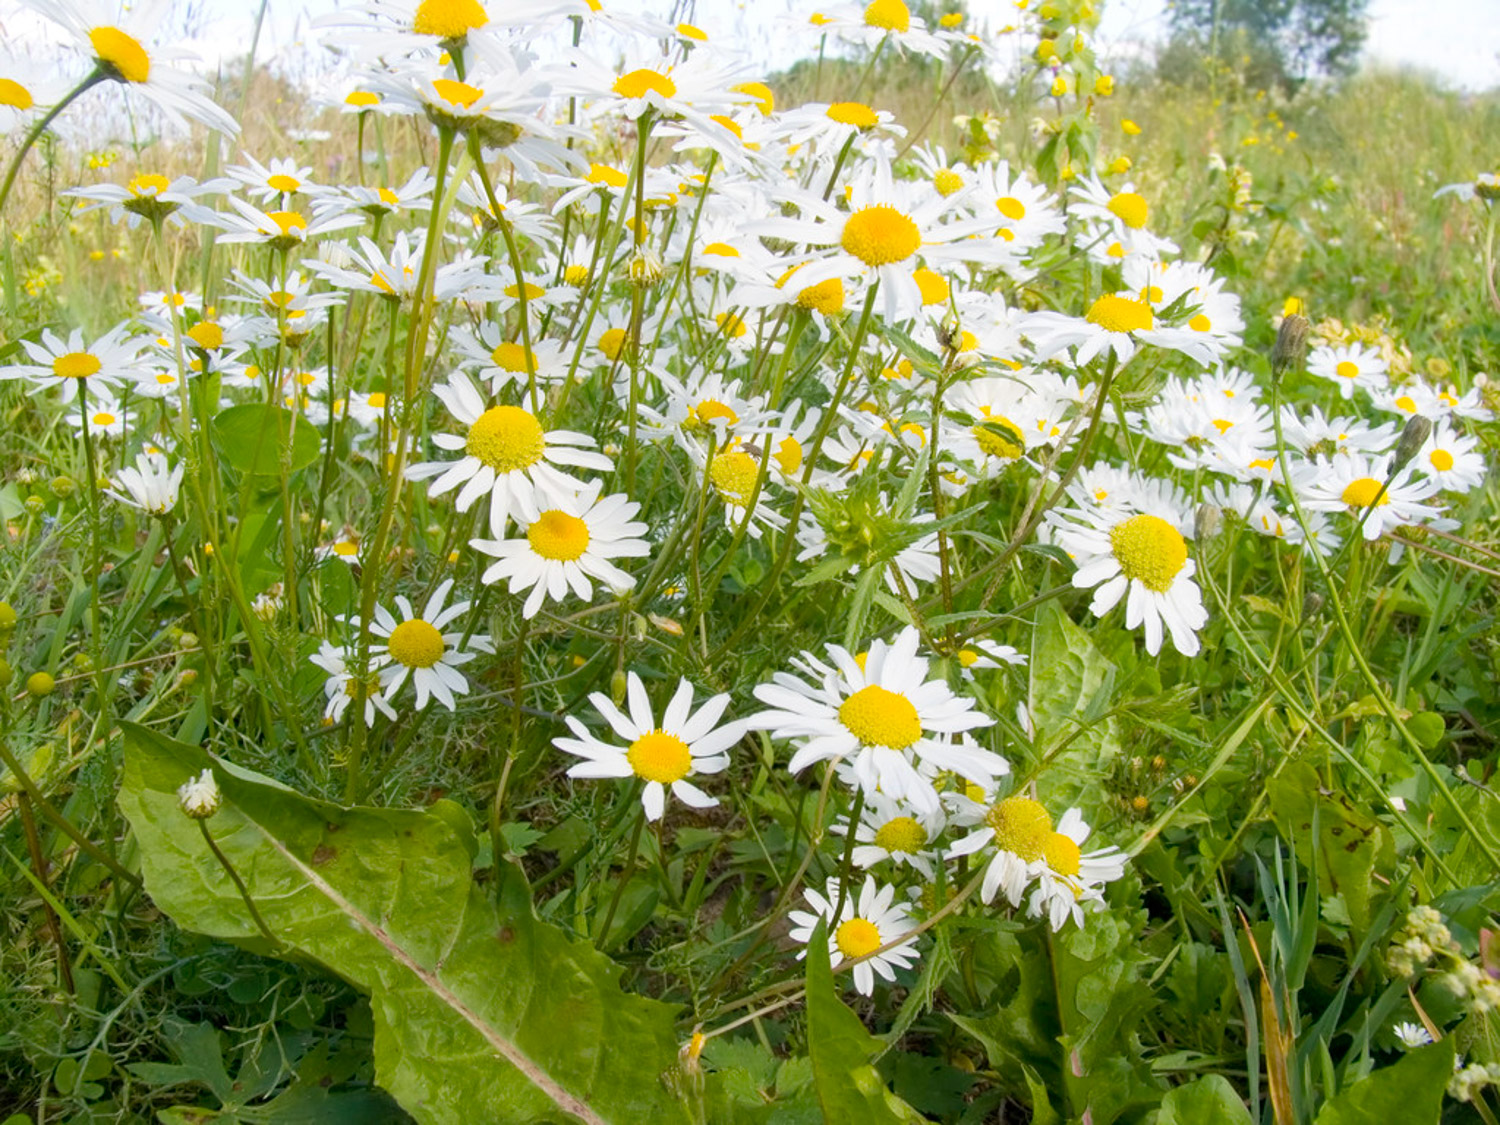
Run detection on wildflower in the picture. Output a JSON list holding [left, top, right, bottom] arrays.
[[106, 452, 183, 515], [362, 579, 495, 711], [310, 641, 397, 727], [832, 791, 948, 880], [66, 172, 232, 229], [177, 769, 221, 819], [1307, 342, 1389, 399], [1025, 808, 1127, 930], [1296, 454, 1440, 541], [788, 876, 922, 995], [552, 672, 744, 821], [1392, 1021, 1434, 1049], [0, 324, 146, 402], [947, 793, 1053, 905]]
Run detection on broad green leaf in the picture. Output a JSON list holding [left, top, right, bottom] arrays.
[[1158, 1075, 1252, 1124], [1027, 600, 1122, 817], [1312, 1040, 1454, 1124], [803, 924, 923, 1124], [117, 723, 692, 1125], [212, 403, 322, 477]]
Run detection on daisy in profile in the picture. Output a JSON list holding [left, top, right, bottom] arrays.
[[1, 323, 145, 401], [213, 198, 362, 251], [106, 450, 182, 515], [748, 626, 1000, 813], [1070, 175, 1177, 259], [802, 0, 946, 59], [787, 876, 921, 996], [66, 171, 232, 229], [1296, 454, 1439, 541], [1308, 342, 1389, 399], [405, 372, 613, 535], [470, 482, 650, 619], [29, 0, 240, 133], [224, 153, 319, 203], [310, 641, 398, 727], [953, 639, 1027, 681], [1049, 499, 1207, 657], [946, 792, 1054, 906], [450, 322, 569, 394], [832, 791, 947, 880], [1025, 808, 1127, 930], [362, 579, 494, 712], [552, 672, 743, 821]]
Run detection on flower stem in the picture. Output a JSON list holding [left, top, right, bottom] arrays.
[[597, 805, 647, 949], [0, 72, 105, 219], [198, 818, 279, 949]]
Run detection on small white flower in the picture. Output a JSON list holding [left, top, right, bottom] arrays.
[[177, 769, 220, 819], [1393, 1021, 1434, 1049], [787, 876, 921, 996], [107, 452, 183, 515]]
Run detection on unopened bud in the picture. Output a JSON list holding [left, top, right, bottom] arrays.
[[177, 768, 221, 819], [25, 671, 54, 697], [610, 668, 628, 706], [1393, 414, 1433, 471], [1194, 502, 1221, 542], [1302, 591, 1325, 620], [1271, 314, 1309, 380], [48, 475, 76, 499]]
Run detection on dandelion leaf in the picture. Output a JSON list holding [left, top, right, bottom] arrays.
[[1157, 1075, 1252, 1124], [116, 722, 691, 1125], [1312, 1039, 1454, 1125], [1027, 600, 1122, 817]]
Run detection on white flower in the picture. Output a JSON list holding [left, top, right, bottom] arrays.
[[833, 790, 948, 880], [1025, 808, 1126, 930], [787, 876, 921, 996], [107, 452, 183, 515], [1307, 343, 1389, 400], [946, 794, 1054, 906], [310, 641, 397, 728], [552, 672, 743, 821], [1295, 454, 1440, 541], [470, 482, 650, 619], [361, 579, 494, 712], [1393, 1021, 1434, 1049], [177, 769, 221, 819]]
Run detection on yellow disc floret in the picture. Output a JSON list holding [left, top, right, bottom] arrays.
[[1340, 477, 1389, 508], [598, 327, 628, 360], [798, 277, 846, 315], [874, 815, 927, 853], [984, 797, 1053, 861], [1043, 831, 1082, 876], [841, 205, 921, 267], [1430, 449, 1455, 472], [387, 619, 445, 668], [0, 79, 34, 111], [527, 510, 590, 561], [627, 729, 692, 783], [864, 0, 911, 31], [913, 268, 949, 305], [996, 196, 1027, 220], [1106, 191, 1149, 229], [835, 917, 883, 959], [709, 449, 760, 505], [431, 78, 483, 108], [1086, 294, 1154, 334], [933, 168, 964, 196], [973, 415, 1025, 460], [1109, 514, 1188, 592], [90, 27, 151, 84], [614, 69, 676, 100], [826, 102, 879, 129], [838, 684, 921, 749], [491, 342, 536, 374], [413, 0, 489, 39], [53, 352, 102, 379], [465, 405, 546, 473]]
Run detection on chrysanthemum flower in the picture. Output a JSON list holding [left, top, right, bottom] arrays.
[[833, 791, 947, 880], [1308, 342, 1389, 399], [362, 578, 494, 711], [787, 876, 921, 996], [405, 373, 613, 535], [749, 626, 1000, 813], [470, 482, 649, 619], [1, 324, 146, 401], [1296, 454, 1440, 541], [1025, 808, 1126, 930], [946, 793, 1055, 906], [552, 672, 743, 821]]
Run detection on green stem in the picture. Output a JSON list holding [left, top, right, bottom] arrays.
[[198, 818, 280, 949], [597, 806, 646, 949], [0, 73, 105, 219]]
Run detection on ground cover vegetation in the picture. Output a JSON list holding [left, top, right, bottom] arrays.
[[1, 0, 1499, 1121]]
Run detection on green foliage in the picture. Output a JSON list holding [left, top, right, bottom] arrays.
[[1312, 1039, 1455, 1124]]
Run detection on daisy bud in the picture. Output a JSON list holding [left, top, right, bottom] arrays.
[[1271, 313, 1309, 380], [1194, 502, 1221, 542], [1393, 414, 1434, 471], [626, 247, 664, 287], [610, 667, 629, 706], [177, 768, 221, 819], [25, 671, 54, 697], [1302, 591, 1325, 620]]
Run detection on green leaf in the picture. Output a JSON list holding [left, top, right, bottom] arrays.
[[212, 403, 321, 477], [803, 924, 923, 1124], [1027, 601, 1122, 817], [1312, 1040, 1454, 1124], [1158, 1075, 1252, 1124], [117, 723, 692, 1125]]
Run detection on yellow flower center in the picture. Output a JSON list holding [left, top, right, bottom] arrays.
[[709, 449, 760, 505], [92, 411, 116, 426], [267, 210, 307, 236], [677, 21, 707, 39], [53, 352, 102, 379], [826, 101, 880, 128], [1430, 449, 1455, 472], [864, 0, 911, 31], [491, 342, 536, 373], [973, 415, 1025, 460], [1043, 831, 1082, 876], [913, 268, 949, 305], [387, 618, 445, 668], [1335, 360, 1359, 380], [798, 277, 846, 315], [626, 729, 692, 783], [1109, 514, 1188, 593], [412, 0, 489, 38], [267, 173, 300, 193], [0, 78, 34, 111], [432, 78, 483, 108], [873, 815, 927, 853], [841, 205, 920, 267], [1086, 294, 1154, 334], [733, 81, 774, 115], [984, 797, 1053, 861], [346, 90, 380, 107], [598, 327, 628, 360], [614, 69, 676, 100], [367, 392, 387, 408], [334, 540, 359, 556], [527, 510, 590, 561], [703, 242, 739, 257], [1189, 313, 1212, 332], [128, 172, 170, 197], [1341, 477, 1389, 508], [1106, 191, 1148, 229], [90, 27, 151, 84], [933, 168, 964, 196], [775, 436, 803, 475], [838, 684, 921, 749], [835, 917, 883, 959], [187, 322, 223, 350], [717, 312, 748, 339], [564, 264, 590, 286], [465, 405, 545, 473], [996, 196, 1027, 220], [692, 399, 738, 426]]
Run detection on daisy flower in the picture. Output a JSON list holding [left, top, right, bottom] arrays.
[[450, 322, 570, 393], [1050, 501, 1208, 657], [469, 483, 650, 619], [310, 641, 398, 727], [225, 153, 319, 202], [405, 373, 613, 535], [363, 579, 494, 712], [803, 0, 947, 59], [787, 876, 921, 996], [1307, 342, 1389, 399], [1296, 454, 1440, 541], [1070, 175, 1177, 260], [66, 171, 232, 229], [1415, 422, 1485, 492], [106, 451, 182, 515], [953, 639, 1027, 681], [1022, 290, 1200, 368], [213, 198, 363, 251], [1025, 808, 1127, 931], [832, 791, 947, 880], [1, 324, 146, 401], [946, 793, 1055, 906], [552, 672, 743, 821], [748, 626, 1000, 814]]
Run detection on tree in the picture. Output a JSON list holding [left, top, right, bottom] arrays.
[[1165, 0, 1370, 86]]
